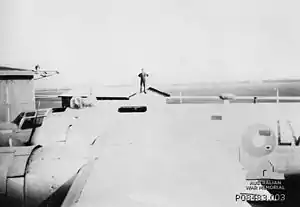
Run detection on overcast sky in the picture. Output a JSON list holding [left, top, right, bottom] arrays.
[[1, 0, 300, 88]]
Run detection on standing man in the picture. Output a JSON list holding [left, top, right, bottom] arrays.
[[138, 68, 149, 93], [253, 97, 257, 104], [35, 64, 40, 71]]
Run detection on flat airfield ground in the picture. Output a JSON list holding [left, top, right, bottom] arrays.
[[60, 96, 300, 207]]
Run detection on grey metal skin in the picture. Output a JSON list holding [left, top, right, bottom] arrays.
[[239, 121, 300, 179], [0, 145, 95, 207], [0, 123, 27, 146]]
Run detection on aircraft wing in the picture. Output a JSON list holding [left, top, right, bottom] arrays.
[[167, 96, 300, 104], [233, 96, 300, 103], [167, 96, 224, 104]]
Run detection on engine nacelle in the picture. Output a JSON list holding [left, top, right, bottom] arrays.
[[0, 145, 95, 207]]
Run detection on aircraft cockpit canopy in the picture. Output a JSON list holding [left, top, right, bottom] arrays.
[[11, 109, 51, 130]]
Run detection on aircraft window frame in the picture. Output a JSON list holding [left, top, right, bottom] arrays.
[[25, 111, 36, 117], [20, 116, 44, 130], [37, 109, 48, 116], [12, 112, 25, 126]]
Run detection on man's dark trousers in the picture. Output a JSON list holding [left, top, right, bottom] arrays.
[[140, 80, 146, 93]]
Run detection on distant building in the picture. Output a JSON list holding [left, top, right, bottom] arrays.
[[0, 67, 35, 122]]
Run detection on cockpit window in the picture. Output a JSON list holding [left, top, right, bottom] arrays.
[[12, 112, 25, 126], [25, 112, 36, 117], [21, 117, 44, 130]]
